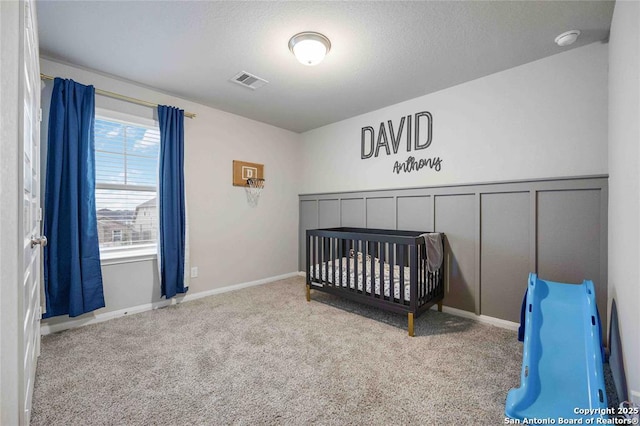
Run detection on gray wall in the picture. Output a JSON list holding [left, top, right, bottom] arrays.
[[608, 0, 640, 396], [299, 176, 608, 325]]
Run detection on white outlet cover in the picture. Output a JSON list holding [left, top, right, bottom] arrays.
[[190, 267, 198, 278]]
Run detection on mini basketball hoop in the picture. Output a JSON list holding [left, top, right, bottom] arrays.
[[246, 178, 265, 207]]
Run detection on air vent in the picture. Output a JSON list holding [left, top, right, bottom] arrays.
[[230, 71, 268, 90]]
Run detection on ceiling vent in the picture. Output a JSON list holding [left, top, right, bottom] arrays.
[[230, 71, 268, 90]]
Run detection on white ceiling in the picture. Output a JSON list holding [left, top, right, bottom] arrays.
[[36, 1, 614, 133]]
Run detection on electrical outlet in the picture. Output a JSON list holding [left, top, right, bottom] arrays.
[[631, 390, 640, 406], [190, 267, 198, 278]]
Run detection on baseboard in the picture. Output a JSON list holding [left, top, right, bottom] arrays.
[[40, 271, 300, 335], [432, 304, 520, 331], [180, 272, 300, 303]]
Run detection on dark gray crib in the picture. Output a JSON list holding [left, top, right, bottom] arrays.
[[305, 227, 445, 336]]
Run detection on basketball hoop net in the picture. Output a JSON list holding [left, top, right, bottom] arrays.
[[246, 178, 265, 207]]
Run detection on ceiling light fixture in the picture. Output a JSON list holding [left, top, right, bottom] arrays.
[[288, 32, 331, 66], [555, 30, 581, 47]]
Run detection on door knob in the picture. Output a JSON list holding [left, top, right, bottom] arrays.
[[31, 235, 47, 248]]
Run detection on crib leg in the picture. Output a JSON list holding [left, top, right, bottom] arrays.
[[306, 285, 310, 302], [437, 301, 443, 312], [408, 313, 414, 337]]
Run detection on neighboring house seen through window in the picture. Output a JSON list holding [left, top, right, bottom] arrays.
[[95, 115, 160, 254]]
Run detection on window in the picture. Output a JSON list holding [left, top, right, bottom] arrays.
[[94, 114, 160, 253]]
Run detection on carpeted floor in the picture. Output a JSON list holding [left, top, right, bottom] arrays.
[[32, 276, 522, 425]]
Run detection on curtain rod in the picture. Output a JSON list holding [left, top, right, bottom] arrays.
[[40, 73, 196, 119]]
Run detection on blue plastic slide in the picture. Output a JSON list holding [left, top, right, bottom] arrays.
[[505, 273, 608, 422]]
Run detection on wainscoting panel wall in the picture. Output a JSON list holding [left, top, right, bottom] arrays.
[[318, 199, 340, 228], [434, 194, 477, 313], [397, 196, 433, 232], [341, 198, 365, 227], [366, 197, 395, 229], [537, 189, 606, 324], [299, 176, 608, 327], [480, 192, 531, 322]]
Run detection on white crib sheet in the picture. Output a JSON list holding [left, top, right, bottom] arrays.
[[311, 256, 411, 300]]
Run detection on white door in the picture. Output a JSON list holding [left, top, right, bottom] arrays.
[[0, 0, 41, 423], [21, 0, 42, 423]]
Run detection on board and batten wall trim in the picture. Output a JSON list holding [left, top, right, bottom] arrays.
[[299, 175, 608, 327]]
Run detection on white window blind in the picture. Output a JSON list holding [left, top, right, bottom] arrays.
[[94, 117, 160, 251]]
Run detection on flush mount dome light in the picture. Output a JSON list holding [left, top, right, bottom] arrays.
[[555, 30, 581, 47], [288, 32, 331, 66]]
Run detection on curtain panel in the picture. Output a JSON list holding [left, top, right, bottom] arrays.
[[43, 78, 105, 318], [157, 105, 188, 298]]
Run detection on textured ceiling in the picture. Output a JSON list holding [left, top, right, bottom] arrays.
[[36, 1, 614, 133]]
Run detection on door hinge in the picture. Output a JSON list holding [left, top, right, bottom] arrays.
[[38, 207, 42, 221], [24, 4, 31, 30], [38, 108, 42, 123]]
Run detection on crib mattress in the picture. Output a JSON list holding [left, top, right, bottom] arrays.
[[311, 256, 411, 300]]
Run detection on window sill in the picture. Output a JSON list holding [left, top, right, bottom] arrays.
[[100, 247, 157, 266]]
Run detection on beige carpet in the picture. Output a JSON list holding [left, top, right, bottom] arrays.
[[32, 276, 522, 425]]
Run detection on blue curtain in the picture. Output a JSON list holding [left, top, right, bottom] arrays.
[[158, 105, 187, 298], [43, 78, 105, 318]]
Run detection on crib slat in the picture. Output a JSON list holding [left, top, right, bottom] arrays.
[[368, 241, 373, 297], [424, 263, 428, 301], [314, 236, 318, 281], [420, 244, 427, 303], [319, 237, 323, 283], [322, 237, 327, 285], [380, 243, 393, 302], [361, 240, 365, 294], [409, 244, 418, 310], [389, 243, 395, 301], [324, 237, 331, 285], [420, 243, 425, 303], [369, 241, 375, 298], [328, 237, 332, 285], [311, 235, 315, 281], [425, 243, 429, 302], [426, 246, 430, 299], [380, 242, 386, 300], [430, 256, 435, 298], [416, 243, 420, 303], [327, 237, 331, 284], [306, 233, 311, 284], [338, 238, 343, 288], [351, 239, 356, 292], [362, 240, 368, 295], [350, 240, 354, 290], [347, 240, 352, 291], [354, 240, 360, 294], [417, 242, 422, 303], [399, 244, 405, 304], [372, 241, 378, 299], [369, 242, 378, 298], [327, 237, 334, 286], [432, 269, 436, 299], [320, 237, 324, 284], [332, 238, 342, 285]]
